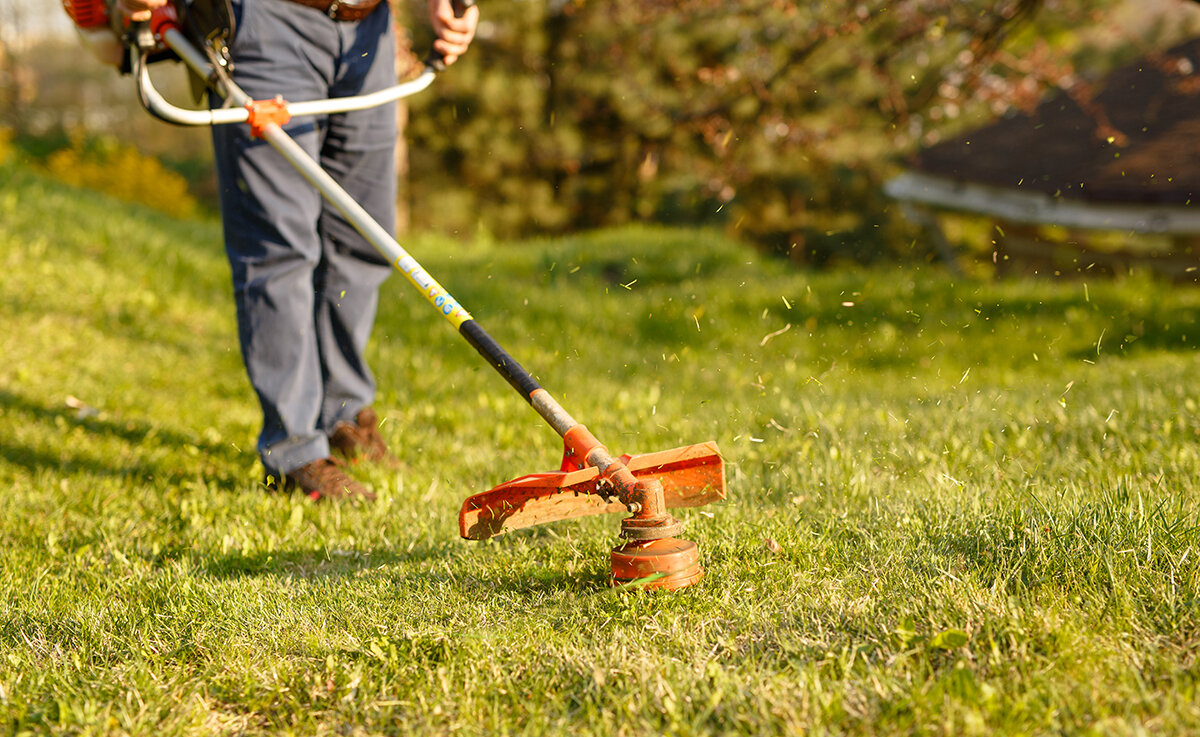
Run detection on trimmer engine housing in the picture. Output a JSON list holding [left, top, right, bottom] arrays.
[[62, 0, 176, 68], [63, 0, 233, 74]]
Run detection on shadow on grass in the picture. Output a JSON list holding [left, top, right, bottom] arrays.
[[479, 567, 611, 596], [198, 544, 609, 594], [0, 387, 244, 488], [197, 545, 443, 579], [1067, 305, 1200, 359]]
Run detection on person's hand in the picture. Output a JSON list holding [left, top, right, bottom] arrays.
[[429, 0, 479, 66], [115, 0, 169, 22]]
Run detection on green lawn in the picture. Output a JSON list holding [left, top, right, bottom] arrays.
[[2, 160, 1199, 735]]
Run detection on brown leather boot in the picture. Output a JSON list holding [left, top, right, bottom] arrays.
[[329, 407, 394, 465], [266, 457, 376, 501]]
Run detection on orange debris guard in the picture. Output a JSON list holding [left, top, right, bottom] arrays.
[[458, 441, 725, 541]]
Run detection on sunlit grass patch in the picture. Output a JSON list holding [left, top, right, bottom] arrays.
[[2, 162, 1199, 734]]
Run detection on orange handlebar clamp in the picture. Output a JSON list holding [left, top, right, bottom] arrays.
[[246, 98, 291, 139]]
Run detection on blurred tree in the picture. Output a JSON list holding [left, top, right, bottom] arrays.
[[400, 0, 1168, 261], [0, 0, 31, 132]]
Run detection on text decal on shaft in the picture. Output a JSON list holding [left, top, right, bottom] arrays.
[[394, 255, 473, 328]]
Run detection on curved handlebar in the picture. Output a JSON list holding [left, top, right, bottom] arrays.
[[134, 27, 439, 127]]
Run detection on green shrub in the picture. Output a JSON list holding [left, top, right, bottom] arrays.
[[44, 134, 200, 219]]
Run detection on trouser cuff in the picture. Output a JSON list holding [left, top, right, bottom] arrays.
[[261, 434, 332, 477]]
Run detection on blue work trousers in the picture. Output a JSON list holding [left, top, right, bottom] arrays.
[[212, 0, 397, 476]]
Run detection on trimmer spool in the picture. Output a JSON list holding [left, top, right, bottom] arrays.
[[609, 478, 704, 590], [611, 537, 704, 590]]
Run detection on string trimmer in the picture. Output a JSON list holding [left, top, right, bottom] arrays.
[[62, 0, 726, 590]]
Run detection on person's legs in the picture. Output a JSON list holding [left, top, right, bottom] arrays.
[[212, 0, 344, 477], [313, 6, 398, 434]]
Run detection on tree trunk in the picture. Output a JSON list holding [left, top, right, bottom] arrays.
[[395, 98, 410, 235], [392, 5, 416, 235]]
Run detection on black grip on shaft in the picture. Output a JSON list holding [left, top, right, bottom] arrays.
[[459, 320, 542, 401], [426, 0, 477, 71]]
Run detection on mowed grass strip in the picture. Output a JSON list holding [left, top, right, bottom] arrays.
[[2, 161, 1199, 735]]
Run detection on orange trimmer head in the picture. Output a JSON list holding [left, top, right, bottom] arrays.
[[459, 416, 725, 590]]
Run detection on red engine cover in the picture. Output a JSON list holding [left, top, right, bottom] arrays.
[[62, 0, 109, 28]]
